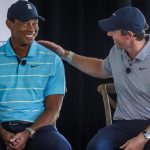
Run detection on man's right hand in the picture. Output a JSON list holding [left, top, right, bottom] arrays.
[[0, 128, 19, 149], [8, 130, 30, 150], [38, 40, 67, 58]]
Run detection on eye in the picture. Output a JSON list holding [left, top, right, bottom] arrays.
[[33, 22, 38, 27], [23, 22, 29, 26]]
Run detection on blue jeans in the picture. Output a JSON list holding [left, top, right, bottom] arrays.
[[86, 119, 150, 150], [0, 124, 72, 150]]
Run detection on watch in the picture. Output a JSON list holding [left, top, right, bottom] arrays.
[[25, 127, 35, 138], [142, 130, 150, 140]]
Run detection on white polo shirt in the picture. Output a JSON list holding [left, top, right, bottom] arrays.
[[103, 37, 150, 120]]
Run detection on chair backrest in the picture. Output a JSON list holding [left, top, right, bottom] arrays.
[[97, 83, 117, 126]]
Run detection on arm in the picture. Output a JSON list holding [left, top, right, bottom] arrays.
[[9, 94, 64, 150], [38, 40, 110, 78], [64, 51, 108, 78], [30, 94, 63, 130], [120, 126, 150, 150]]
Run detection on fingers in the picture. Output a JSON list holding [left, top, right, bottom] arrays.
[[37, 40, 65, 57], [10, 135, 20, 143], [37, 40, 55, 47], [37, 40, 52, 45], [37, 40, 58, 50], [7, 135, 20, 149], [6, 146, 12, 150], [6, 143, 16, 150]]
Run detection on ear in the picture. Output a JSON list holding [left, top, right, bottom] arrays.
[[6, 19, 13, 30], [127, 31, 134, 37]]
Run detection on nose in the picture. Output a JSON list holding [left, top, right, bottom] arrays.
[[26, 22, 38, 32], [28, 23, 36, 32]]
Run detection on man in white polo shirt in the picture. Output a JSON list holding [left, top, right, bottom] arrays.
[[39, 6, 150, 150]]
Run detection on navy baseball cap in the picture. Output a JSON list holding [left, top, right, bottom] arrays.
[[7, 0, 45, 22], [98, 7, 147, 33]]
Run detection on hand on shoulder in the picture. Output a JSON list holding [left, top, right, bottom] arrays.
[[38, 40, 65, 57]]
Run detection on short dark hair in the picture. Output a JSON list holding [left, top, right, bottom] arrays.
[[121, 24, 149, 41], [7, 18, 15, 23]]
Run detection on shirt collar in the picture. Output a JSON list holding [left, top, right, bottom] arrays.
[[4, 39, 37, 57], [121, 37, 150, 61], [135, 37, 150, 61]]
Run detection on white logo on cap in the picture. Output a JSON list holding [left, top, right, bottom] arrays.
[[27, 4, 32, 10], [112, 13, 116, 16]]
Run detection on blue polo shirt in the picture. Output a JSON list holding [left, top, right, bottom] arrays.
[[0, 40, 66, 122], [102, 37, 150, 120]]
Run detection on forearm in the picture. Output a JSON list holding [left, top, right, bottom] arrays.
[[30, 95, 63, 131], [30, 109, 59, 131], [37, 40, 110, 78], [63, 50, 107, 78]]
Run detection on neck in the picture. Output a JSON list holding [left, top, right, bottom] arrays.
[[126, 39, 147, 59], [10, 39, 29, 58], [14, 47, 29, 58]]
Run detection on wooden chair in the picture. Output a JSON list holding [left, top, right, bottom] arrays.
[[97, 83, 117, 126]]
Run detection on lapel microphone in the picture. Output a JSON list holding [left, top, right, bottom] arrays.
[[17, 58, 26, 65], [126, 67, 131, 74], [21, 60, 26, 65]]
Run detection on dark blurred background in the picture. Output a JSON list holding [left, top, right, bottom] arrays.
[[30, 0, 150, 149]]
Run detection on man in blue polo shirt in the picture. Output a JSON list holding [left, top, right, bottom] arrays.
[[39, 7, 150, 150], [0, 1, 72, 150]]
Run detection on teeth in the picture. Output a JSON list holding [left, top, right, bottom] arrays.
[[25, 32, 36, 37], [25, 35, 33, 38]]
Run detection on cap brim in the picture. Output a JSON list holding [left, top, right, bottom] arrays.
[[98, 17, 118, 32], [37, 16, 45, 21], [18, 15, 45, 22]]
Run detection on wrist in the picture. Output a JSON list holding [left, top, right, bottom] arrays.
[[137, 132, 149, 145], [61, 50, 69, 59], [25, 127, 35, 138], [63, 51, 74, 63]]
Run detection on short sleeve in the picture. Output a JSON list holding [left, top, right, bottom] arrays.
[[44, 55, 66, 96]]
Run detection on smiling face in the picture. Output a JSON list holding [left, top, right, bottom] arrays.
[[6, 19, 39, 47], [107, 30, 132, 50]]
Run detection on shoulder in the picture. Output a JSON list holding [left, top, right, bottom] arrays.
[[109, 45, 122, 57], [0, 44, 4, 50], [33, 41, 61, 60], [0, 41, 8, 52]]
